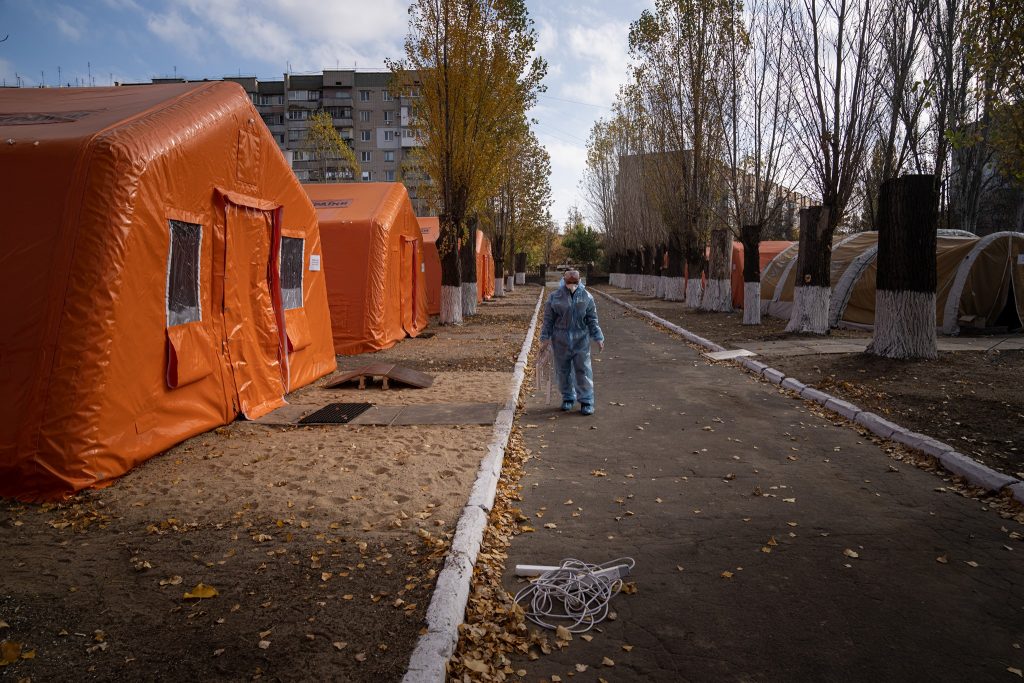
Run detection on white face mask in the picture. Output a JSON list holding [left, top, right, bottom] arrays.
[[566, 283, 578, 293]]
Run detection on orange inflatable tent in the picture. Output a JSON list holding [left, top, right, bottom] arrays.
[[0, 83, 336, 501], [419, 217, 442, 315], [730, 241, 795, 308], [306, 183, 429, 354], [476, 231, 496, 301]]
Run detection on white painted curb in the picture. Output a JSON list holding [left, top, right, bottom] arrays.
[[403, 288, 545, 683], [595, 287, 1023, 497]]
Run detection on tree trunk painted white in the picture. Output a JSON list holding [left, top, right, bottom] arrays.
[[644, 275, 657, 297], [440, 285, 463, 325], [685, 280, 704, 308], [665, 276, 686, 301], [633, 274, 643, 292], [703, 278, 732, 312], [515, 272, 526, 285], [611, 273, 620, 287], [461, 282, 478, 316], [743, 282, 762, 325], [506, 275, 515, 292], [656, 275, 668, 299], [494, 276, 505, 297], [867, 290, 938, 359], [785, 285, 830, 334]]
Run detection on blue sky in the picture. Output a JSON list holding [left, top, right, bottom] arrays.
[[0, 0, 651, 228]]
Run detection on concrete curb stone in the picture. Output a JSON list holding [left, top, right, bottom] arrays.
[[402, 289, 545, 683], [1009, 482, 1024, 504], [780, 377, 807, 393], [936, 451, 1019, 492], [594, 288, 1023, 497], [854, 412, 905, 439]]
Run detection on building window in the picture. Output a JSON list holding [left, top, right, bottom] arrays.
[[384, 130, 395, 141], [361, 171, 371, 181], [358, 110, 370, 122], [307, 90, 321, 101], [360, 151, 372, 163], [384, 151, 395, 162], [288, 90, 307, 101], [359, 90, 371, 102], [382, 90, 393, 102], [167, 220, 202, 327], [360, 129, 371, 142], [287, 109, 307, 120], [383, 110, 392, 123], [280, 237, 304, 310], [384, 170, 396, 181], [288, 129, 302, 142]]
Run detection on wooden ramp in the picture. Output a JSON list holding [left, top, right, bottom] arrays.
[[325, 362, 434, 390]]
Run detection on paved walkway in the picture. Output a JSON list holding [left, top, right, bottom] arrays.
[[504, 299, 1024, 681]]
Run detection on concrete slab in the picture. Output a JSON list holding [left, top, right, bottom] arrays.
[[387, 403, 502, 426], [704, 348, 757, 361]]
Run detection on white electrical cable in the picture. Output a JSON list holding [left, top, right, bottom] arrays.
[[513, 557, 636, 633]]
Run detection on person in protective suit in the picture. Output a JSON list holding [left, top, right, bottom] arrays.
[[540, 270, 605, 415]]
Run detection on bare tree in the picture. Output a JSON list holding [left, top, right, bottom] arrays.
[[716, 0, 802, 323], [787, 0, 884, 333]]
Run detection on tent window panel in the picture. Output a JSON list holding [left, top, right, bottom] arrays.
[[281, 236, 305, 310], [167, 220, 202, 327]]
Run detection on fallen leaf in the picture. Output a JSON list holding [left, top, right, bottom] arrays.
[[342, 594, 354, 601], [843, 549, 859, 559], [591, 470, 607, 477], [1008, 666, 1022, 677], [463, 657, 489, 673], [213, 648, 225, 657], [602, 656, 615, 667], [258, 640, 271, 649], [622, 644, 634, 652], [333, 641, 348, 650], [965, 560, 979, 568], [184, 583, 218, 599], [321, 572, 332, 582], [576, 663, 588, 672], [581, 634, 594, 642], [159, 576, 183, 586], [555, 625, 573, 641], [782, 498, 796, 503], [0, 641, 22, 665], [655, 497, 663, 503], [936, 555, 949, 564], [543, 523, 557, 529], [0, 621, 8, 630], [259, 629, 272, 639], [720, 571, 734, 579]]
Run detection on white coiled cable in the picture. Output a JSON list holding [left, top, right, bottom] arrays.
[[513, 557, 636, 633]]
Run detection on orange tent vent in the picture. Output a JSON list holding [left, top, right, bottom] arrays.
[[306, 183, 429, 354], [0, 83, 336, 501]]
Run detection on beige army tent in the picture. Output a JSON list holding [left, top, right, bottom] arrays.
[[759, 231, 1024, 334]]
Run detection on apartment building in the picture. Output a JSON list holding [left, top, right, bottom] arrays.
[[145, 70, 428, 214]]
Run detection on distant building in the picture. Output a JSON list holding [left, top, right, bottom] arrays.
[[136, 70, 430, 214]]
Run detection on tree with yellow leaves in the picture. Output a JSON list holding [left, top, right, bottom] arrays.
[[304, 109, 361, 183], [390, 0, 546, 324]]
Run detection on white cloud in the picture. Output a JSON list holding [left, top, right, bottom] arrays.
[[146, 0, 408, 72], [146, 11, 207, 59], [39, 4, 88, 42], [559, 22, 631, 107]]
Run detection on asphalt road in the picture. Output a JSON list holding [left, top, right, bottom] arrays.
[[505, 297, 1024, 682]]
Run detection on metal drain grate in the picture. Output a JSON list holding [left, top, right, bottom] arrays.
[[298, 403, 373, 425]]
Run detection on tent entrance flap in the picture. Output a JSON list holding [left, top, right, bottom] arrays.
[[401, 237, 417, 335], [223, 203, 286, 419]]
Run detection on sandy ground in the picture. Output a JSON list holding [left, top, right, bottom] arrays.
[[0, 286, 541, 682]]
